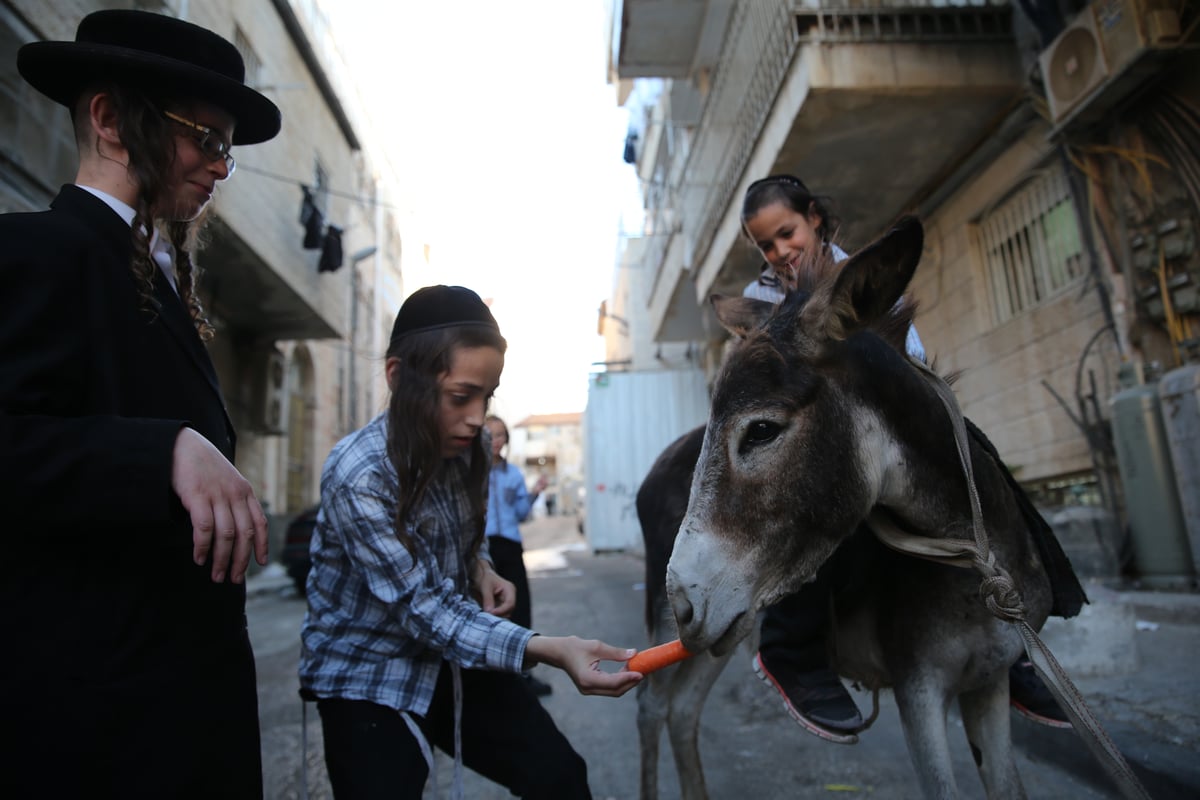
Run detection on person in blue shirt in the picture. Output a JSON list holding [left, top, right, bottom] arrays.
[[485, 415, 552, 695], [299, 285, 641, 800]]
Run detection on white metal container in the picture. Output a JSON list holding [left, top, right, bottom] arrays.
[[1160, 363, 1200, 572], [583, 368, 710, 551], [1110, 377, 1194, 587]]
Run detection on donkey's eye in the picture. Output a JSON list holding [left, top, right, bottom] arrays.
[[744, 421, 781, 447]]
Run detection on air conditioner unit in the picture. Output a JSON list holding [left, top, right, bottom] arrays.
[[1039, 0, 1181, 127], [249, 348, 288, 435]]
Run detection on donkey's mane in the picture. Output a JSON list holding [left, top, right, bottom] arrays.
[[766, 235, 920, 361]]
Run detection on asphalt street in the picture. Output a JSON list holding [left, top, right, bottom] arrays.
[[245, 512, 1193, 799]]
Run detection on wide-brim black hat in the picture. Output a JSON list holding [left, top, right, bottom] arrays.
[[17, 9, 281, 145]]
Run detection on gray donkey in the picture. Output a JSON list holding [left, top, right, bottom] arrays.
[[635, 423, 729, 800], [639, 216, 1085, 800]]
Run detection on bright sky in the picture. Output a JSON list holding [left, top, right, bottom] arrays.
[[327, 0, 643, 426]]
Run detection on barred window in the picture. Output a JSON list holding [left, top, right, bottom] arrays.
[[977, 167, 1085, 324]]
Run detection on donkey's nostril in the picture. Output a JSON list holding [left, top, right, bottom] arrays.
[[673, 594, 694, 627], [666, 566, 696, 628]]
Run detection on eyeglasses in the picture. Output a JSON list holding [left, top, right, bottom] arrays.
[[162, 110, 236, 176]]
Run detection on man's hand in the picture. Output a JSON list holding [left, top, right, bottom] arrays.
[[473, 560, 517, 617], [171, 427, 269, 583]]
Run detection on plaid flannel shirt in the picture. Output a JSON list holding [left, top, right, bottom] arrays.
[[299, 413, 533, 716]]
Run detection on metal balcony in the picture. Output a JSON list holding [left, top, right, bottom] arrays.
[[634, 1, 1023, 343], [610, 0, 734, 78]]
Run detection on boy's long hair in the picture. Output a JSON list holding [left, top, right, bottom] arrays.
[[385, 325, 508, 558], [74, 83, 214, 339]]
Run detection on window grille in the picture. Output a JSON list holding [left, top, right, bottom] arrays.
[[977, 166, 1085, 323]]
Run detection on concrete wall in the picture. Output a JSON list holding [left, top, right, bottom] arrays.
[[187, 0, 362, 336], [914, 126, 1119, 483], [1, 0, 406, 525]]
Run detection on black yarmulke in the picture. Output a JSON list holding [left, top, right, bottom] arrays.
[[389, 285, 499, 346]]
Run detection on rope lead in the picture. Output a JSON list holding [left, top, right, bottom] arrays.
[[865, 355, 1153, 800]]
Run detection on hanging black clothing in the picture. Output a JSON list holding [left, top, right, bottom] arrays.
[[300, 186, 324, 250], [318, 225, 343, 273]]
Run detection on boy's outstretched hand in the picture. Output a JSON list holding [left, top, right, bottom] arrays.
[[524, 635, 642, 697]]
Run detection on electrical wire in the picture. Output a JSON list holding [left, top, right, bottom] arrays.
[[1076, 144, 1168, 197], [1157, 241, 1186, 365], [1133, 89, 1200, 363]]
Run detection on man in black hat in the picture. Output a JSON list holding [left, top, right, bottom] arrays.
[[0, 10, 282, 798]]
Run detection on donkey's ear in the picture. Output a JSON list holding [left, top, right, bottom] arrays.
[[710, 294, 775, 339], [802, 216, 923, 341]]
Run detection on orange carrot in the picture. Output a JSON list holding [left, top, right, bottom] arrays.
[[627, 639, 693, 674]]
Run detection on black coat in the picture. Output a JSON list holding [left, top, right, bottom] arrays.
[[0, 186, 262, 798]]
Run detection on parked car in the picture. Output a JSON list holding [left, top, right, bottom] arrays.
[[281, 505, 319, 594]]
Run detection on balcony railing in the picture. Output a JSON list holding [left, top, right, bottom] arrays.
[[663, 0, 1012, 279], [679, 0, 797, 276], [794, 0, 1012, 42]]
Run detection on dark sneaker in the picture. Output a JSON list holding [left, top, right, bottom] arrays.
[[753, 651, 861, 744], [1009, 657, 1071, 729], [523, 673, 553, 698]]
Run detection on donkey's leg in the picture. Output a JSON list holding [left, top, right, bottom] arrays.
[[894, 678, 961, 800], [959, 678, 1026, 800], [665, 652, 731, 800], [637, 673, 669, 800]]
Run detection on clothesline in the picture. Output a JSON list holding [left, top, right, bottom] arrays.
[[237, 163, 404, 211]]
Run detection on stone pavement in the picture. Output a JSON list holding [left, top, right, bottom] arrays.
[[1019, 581, 1200, 798]]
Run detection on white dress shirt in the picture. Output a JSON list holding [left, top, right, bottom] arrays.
[[76, 184, 178, 294]]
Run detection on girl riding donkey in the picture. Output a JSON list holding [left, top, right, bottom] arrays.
[[663, 214, 1106, 798], [740, 175, 1083, 742]]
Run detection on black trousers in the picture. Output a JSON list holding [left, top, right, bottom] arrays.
[[760, 528, 1039, 690], [488, 535, 532, 630], [758, 529, 864, 665], [317, 664, 590, 800], [758, 561, 835, 665]]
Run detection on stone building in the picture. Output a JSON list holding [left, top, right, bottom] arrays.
[[513, 411, 585, 516], [607, 0, 1200, 578], [0, 0, 406, 546]]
